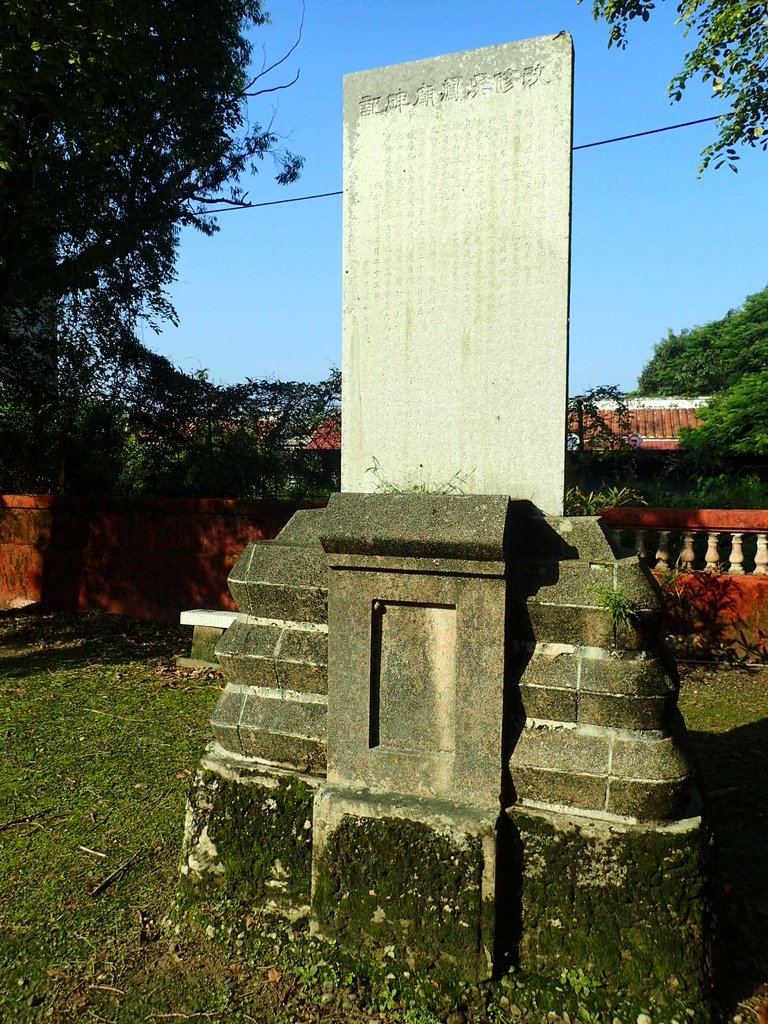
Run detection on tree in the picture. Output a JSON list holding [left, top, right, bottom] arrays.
[[636, 285, 768, 396], [680, 370, 768, 461], [634, 286, 768, 467], [567, 385, 633, 490], [581, 0, 768, 172], [0, 355, 342, 498], [0, 0, 303, 380]]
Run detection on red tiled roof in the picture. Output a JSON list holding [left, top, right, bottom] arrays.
[[598, 407, 702, 440], [571, 404, 704, 451], [306, 404, 703, 454], [306, 417, 341, 451]]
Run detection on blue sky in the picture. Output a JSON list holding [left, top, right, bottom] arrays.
[[151, 0, 767, 396]]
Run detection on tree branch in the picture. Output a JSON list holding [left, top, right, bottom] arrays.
[[243, 68, 300, 98], [241, 0, 304, 95]]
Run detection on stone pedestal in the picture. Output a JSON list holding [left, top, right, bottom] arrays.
[[507, 515, 694, 823], [508, 806, 711, 1013], [311, 493, 519, 981], [177, 498, 711, 1010], [313, 787, 502, 983]]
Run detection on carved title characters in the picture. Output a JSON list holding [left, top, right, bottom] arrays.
[[358, 62, 547, 117]]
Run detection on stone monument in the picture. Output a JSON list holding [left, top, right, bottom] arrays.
[[179, 35, 711, 1017], [341, 36, 572, 513]]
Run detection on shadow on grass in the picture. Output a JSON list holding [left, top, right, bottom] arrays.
[[689, 720, 768, 1008], [0, 608, 189, 678]]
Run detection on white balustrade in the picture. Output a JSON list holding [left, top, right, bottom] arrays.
[[634, 529, 647, 560], [616, 525, 768, 576], [680, 531, 696, 571], [755, 534, 768, 575], [655, 530, 671, 571], [728, 533, 745, 575], [704, 532, 720, 571]]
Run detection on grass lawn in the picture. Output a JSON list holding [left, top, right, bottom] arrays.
[[1, 610, 767, 1023]]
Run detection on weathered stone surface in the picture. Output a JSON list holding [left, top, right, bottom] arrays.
[[217, 620, 283, 662], [239, 690, 326, 742], [510, 727, 610, 776], [515, 559, 613, 606], [179, 747, 320, 921], [579, 652, 677, 697], [312, 786, 501, 983], [606, 778, 689, 820], [520, 516, 616, 563], [272, 507, 328, 546], [509, 725, 693, 821], [320, 491, 513, 562], [273, 659, 328, 696], [322, 494, 508, 810], [611, 735, 691, 782], [278, 627, 328, 666], [341, 37, 572, 513], [210, 689, 246, 754], [217, 621, 328, 694], [230, 582, 327, 625], [578, 692, 673, 731], [237, 729, 326, 774], [228, 546, 328, 621], [213, 509, 330, 772], [518, 683, 577, 722], [511, 766, 607, 813], [525, 603, 615, 648], [507, 806, 712, 1015], [614, 555, 663, 609], [518, 648, 577, 690], [226, 509, 328, 621]]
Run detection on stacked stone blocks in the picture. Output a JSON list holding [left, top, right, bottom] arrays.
[[212, 509, 329, 774], [509, 517, 692, 823]]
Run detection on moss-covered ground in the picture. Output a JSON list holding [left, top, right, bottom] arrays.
[[1, 609, 767, 1023]]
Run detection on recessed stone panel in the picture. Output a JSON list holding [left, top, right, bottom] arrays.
[[371, 601, 457, 754]]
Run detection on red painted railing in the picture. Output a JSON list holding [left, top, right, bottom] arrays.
[[601, 507, 768, 661]]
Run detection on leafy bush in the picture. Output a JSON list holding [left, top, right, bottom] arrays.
[[564, 486, 647, 517]]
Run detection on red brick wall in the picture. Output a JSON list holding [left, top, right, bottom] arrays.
[[0, 495, 324, 621]]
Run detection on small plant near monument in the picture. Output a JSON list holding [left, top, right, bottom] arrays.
[[560, 966, 603, 999], [592, 582, 641, 646], [565, 485, 646, 517], [366, 457, 473, 495]]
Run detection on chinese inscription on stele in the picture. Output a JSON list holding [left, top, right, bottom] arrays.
[[359, 63, 547, 117]]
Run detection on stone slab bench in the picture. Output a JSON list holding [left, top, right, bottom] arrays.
[[177, 609, 237, 669]]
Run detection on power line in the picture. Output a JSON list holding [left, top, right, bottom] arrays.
[[202, 188, 343, 214], [572, 113, 722, 151], [198, 113, 724, 216]]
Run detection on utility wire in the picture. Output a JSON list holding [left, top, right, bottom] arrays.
[[198, 113, 724, 216], [572, 113, 723, 151]]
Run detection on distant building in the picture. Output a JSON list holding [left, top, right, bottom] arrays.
[[569, 398, 709, 453], [310, 401, 708, 461]]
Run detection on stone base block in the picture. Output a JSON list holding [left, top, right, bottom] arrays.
[[507, 804, 712, 1015], [312, 785, 512, 984], [178, 743, 321, 924]]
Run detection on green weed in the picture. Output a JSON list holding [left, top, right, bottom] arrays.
[[366, 456, 473, 495]]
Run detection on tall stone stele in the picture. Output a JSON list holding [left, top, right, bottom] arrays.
[[179, 35, 711, 1016]]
